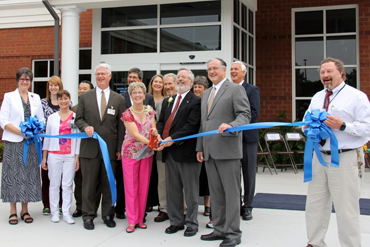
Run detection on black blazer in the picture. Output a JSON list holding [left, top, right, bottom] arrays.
[[157, 92, 201, 163], [121, 91, 155, 109], [75, 88, 126, 160], [242, 81, 260, 143]]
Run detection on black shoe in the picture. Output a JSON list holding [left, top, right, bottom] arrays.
[[72, 209, 82, 218], [116, 213, 126, 219], [242, 208, 253, 221], [200, 232, 225, 241], [184, 227, 198, 237], [219, 238, 241, 247], [83, 219, 94, 230], [154, 212, 169, 222], [103, 216, 116, 228], [165, 225, 184, 234]]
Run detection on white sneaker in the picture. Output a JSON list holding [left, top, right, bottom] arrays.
[[51, 214, 60, 223], [63, 215, 75, 224]]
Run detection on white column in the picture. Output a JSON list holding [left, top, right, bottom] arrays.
[[57, 5, 86, 106]]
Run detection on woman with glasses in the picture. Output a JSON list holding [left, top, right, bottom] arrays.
[[0, 68, 45, 225]]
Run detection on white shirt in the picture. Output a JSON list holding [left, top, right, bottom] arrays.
[[306, 81, 370, 150], [171, 90, 190, 116], [238, 80, 244, 86], [96, 87, 110, 118]]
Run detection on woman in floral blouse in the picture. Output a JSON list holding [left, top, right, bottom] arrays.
[[121, 81, 160, 233]]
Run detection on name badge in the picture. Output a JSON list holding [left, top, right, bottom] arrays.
[[107, 108, 115, 115]]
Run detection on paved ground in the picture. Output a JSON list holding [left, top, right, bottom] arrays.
[[1, 166, 369, 247]]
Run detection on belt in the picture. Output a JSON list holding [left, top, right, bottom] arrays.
[[320, 149, 356, 155]]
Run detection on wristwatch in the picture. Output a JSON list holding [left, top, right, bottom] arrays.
[[340, 122, 346, 131]]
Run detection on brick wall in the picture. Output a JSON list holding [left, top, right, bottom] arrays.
[[256, 0, 370, 122], [0, 9, 92, 138]]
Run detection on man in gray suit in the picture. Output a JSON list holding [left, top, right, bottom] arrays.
[[76, 63, 126, 230], [196, 58, 250, 247]]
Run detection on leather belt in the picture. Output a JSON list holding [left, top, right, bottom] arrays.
[[320, 149, 355, 155]]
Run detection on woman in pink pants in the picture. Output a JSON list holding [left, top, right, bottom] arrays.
[[121, 81, 159, 233]]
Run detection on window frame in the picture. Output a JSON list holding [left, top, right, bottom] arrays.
[[291, 4, 359, 120]]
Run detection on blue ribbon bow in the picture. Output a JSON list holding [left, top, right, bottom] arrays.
[[19, 115, 45, 166], [303, 109, 339, 182]]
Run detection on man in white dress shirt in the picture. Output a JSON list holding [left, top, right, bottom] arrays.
[[305, 57, 370, 247]]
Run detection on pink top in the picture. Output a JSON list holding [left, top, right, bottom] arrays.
[[121, 106, 156, 159], [49, 113, 73, 155]]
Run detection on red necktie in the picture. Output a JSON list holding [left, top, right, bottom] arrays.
[[162, 95, 182, 139], [323, 90, 333, 111]]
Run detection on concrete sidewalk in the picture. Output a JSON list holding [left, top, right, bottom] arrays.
[[1, 167, 369, 247]]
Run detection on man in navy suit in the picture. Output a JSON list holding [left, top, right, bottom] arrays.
[[230, 61, 260, 221], [116, 67, 156, 220], [157, 68, 201, 237]]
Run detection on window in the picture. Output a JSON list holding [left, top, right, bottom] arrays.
[[33, 60, 55, 98], [33, 48, 92, 98], [101, 1, 221, 54], [233, 0, 255, 84], [293, 6, 358, 120]]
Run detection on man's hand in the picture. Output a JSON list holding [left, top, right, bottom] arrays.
[[197, 152, 204, 163], [116, 152, 121, 160], [160, 137, 174, 148], [218, 123, 232, 133], [324, 115, 343, 129], [85, 126, 94, 137]]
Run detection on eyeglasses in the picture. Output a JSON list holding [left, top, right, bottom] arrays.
[[95, 73, 109, 76], [207, 66, 225, 72], [131, 91, 144, 95], [176, 75, 188, 79], [19, 78, 31, 82]]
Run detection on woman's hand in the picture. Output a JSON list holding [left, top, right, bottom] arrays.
[[75, 156, 80, 172], [151, 128, 158, 136], [41, 159, 48, 171]]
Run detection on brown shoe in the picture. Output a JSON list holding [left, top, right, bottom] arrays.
[[306, 245, 313, 247], [154, 212, 169, 222]]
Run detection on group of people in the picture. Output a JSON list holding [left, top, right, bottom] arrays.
[[0, 57, 369, 247]]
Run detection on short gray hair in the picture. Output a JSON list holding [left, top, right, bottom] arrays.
[[177, 67, 194, 82], [163, 73, 177, 82], [95, 63, 112, 75], [194, 76, 209, 89], [128, 81, 146, 95], [232, 61, 247, 72]]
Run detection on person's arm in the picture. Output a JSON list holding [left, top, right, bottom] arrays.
[[124, 121, 150, 145], [41, 150, 48, 171], [75, 93, 94, 137], [0, 94, 24, 137]]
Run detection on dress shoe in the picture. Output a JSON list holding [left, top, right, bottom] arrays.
[[72, 209, 82, 217], [242, 209, 253, 221], [200, 232, 226, 241], [84, 219, 94, 230], [116, 213, 126, 219], [165, 225, 184, 234], [184, 227, 198, 237], [220, 238, 241, 247], [103, 216, 116, 228], [154, 212, 169, 222]]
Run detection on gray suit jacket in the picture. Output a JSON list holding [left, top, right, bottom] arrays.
[[75, 88, 126, 160], [196, 79, 251, 160]]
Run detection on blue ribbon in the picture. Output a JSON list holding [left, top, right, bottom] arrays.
[[37, 132, 117, 206], [303, 109, 339, 182], [162, 109, 339, 183], [19, 116, 45, 166]]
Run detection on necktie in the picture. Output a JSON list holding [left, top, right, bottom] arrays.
[[101, 91, 107, 119], [323, 90, 333, 111], [320, 89, 333, 146], [162, 95, 182, 139], [207, 87, 216, 114]]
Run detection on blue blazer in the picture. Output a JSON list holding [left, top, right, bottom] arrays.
[[242, 81, 260, 143]]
